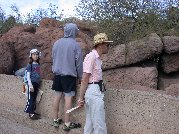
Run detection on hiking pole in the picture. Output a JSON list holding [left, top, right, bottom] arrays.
[[66, 106, 80, 113]]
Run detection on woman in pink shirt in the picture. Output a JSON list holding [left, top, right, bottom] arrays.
[[78, 33, 113, 134]]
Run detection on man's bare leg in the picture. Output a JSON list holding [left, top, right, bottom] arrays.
[[53, 91, 62, 120], [64, 96, 73, 124]]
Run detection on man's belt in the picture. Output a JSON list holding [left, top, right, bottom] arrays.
[[88, 81, 100, 84], [88, 80, 106, 92]]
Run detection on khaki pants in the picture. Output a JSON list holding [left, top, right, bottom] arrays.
[[84, 84, 107, 134]]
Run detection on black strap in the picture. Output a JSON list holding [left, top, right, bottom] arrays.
[[88, 80, 106, 92], [29, 64, 32, 79], [30, 64, 32, 72], [88, 82, 100, 84], [75, 58, 78, 79]]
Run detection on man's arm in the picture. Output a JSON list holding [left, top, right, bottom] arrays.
[[78, 51, 95, 107], [78, 73, 91, 107]]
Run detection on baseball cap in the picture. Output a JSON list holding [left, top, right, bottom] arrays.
[[29, 49, 41, 57]]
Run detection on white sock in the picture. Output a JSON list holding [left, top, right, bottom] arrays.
[[54, 119, 58, 121], [30, 114, 34, 117], [54, 118, 61, 122], [65, 122, 71, 127]]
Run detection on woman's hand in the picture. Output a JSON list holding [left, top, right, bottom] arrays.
[[30, 87, 34, 92]]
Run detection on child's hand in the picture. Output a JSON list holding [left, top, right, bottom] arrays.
[[30, 88, 34, 92]]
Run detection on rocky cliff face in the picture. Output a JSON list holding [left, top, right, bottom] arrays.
[[0, 18, 93, 80], [0, 41, 14, 74], [101, 33, 179, 97], [0, 17, 178, 97]]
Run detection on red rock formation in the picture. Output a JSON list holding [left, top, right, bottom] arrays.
[[0, 17, 179, 96], [0, 18, 93, 79], [0, 42, 14, 74], [39, 17, 62, 28]]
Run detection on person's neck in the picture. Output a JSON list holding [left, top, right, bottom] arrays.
[[95, 48, 102, 57]]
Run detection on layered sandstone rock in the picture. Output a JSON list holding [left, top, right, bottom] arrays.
[[102, 33, 163, 70], [165, 83, 179, 97], [125, 33, 163, 65], [103, 67, 158, 90], [102, 44, 126, 69], [161, 53, 179, 73], [158, 72, 179, 91], [163, 36, 179, 54]]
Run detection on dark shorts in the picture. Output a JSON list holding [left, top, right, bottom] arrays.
[[52, 75, 76, 95]]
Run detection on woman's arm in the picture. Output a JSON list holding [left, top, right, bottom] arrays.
[[27, 72, 34, 92]]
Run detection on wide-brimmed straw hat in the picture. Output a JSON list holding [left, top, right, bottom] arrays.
[[93, 33, 113, 46]]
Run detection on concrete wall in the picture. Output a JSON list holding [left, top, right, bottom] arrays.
[[0, 74, 178, 134]]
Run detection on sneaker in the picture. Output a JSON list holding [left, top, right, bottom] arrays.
[[33, 112, 41, 119], [63, 122, 81, 132], [52, 119, 63, 128], [34, 112, 41, 116], [29, 114, 40, 120]]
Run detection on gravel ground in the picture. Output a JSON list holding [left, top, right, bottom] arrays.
[[0, 117, 43, 134]]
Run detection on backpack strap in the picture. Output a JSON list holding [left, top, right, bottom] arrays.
[[30, 64, 32, 72]]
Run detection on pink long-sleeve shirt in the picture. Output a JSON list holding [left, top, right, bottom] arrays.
[[83, 49, 102, 83]]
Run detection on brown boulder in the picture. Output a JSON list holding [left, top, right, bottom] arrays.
[[103, 67, 158, 90], [161, 53, 179, 73], [102, 44, 126, 70], [39, 17, 62, 28], [0, 25, 36, 43], [165, 83, 179, 97], [14, 33, 41, 68], [0, 42, 14, 74], [101, 33, 163, 70], [163, 36, 179, 54], [158, 71, 179, 91], [126, 33, 163, 65], [128, 85, 163, 94], [103, 67, 124, 89]]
